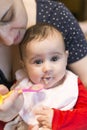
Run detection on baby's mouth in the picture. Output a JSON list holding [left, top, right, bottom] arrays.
[[42, 77, 52, 84]]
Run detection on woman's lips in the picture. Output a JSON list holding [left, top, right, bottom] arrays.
[[14, 29, 26, 44], [14, 31, 20, 44]]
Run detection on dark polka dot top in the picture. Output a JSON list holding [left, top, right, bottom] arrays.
[[36, 0, 87, 64]]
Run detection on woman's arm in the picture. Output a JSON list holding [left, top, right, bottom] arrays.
[[79, 21, 87, 39], [68, 55, 87, 88]]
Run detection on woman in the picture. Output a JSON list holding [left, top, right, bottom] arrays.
[[0, 0, 25, 125], [0, 0, 87, 126]]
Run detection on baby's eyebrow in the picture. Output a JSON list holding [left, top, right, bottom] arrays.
[[51, 51, 63, 56]]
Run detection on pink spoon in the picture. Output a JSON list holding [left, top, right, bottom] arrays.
[[0, 84, 43, 105]]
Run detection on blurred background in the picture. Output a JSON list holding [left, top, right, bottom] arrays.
[[54, 0, 87, 21]]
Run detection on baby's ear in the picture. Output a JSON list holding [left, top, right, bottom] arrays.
[[65, 50, 69, 59], [65, 50, 69, 65]]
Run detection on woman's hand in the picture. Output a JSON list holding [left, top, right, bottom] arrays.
[[34, 106, 54, 129], [0, 85, 24, 122]]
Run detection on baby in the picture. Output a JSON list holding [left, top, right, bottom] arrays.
[[4, 23, 84, 130]]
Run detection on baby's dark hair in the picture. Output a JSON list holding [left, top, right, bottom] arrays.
[[19, 23, 63, 60]]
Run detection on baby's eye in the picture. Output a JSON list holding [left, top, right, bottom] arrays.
[[51, 56, 59, 62], [34, 59, 43, 64]]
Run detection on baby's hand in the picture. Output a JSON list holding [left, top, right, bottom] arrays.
[[34, 106, 54, 129]]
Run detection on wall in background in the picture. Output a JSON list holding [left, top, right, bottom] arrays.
[[55, 0, 87, 21]]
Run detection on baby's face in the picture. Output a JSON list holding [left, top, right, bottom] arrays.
[[23, 32, 68, 89]]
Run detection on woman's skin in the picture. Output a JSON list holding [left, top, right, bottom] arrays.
[[0, 0, 87, 122], [79, 21, 87, 39]]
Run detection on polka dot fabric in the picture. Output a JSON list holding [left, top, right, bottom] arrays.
[[36, 0, 87, 64]]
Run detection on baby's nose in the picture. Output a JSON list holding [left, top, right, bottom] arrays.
[[42, 61, 52, 73]]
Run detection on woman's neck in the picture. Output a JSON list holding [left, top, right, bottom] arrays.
[[23, 0, 36, 28]]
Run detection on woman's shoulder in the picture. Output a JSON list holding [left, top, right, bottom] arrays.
[[37, 0, 64, 6], [37, 0, 66, 12], [36, 0, 77, 26]]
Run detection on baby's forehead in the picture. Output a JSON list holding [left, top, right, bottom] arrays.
[[0, 0, 13, 19], [28, 30, 63, 45]]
